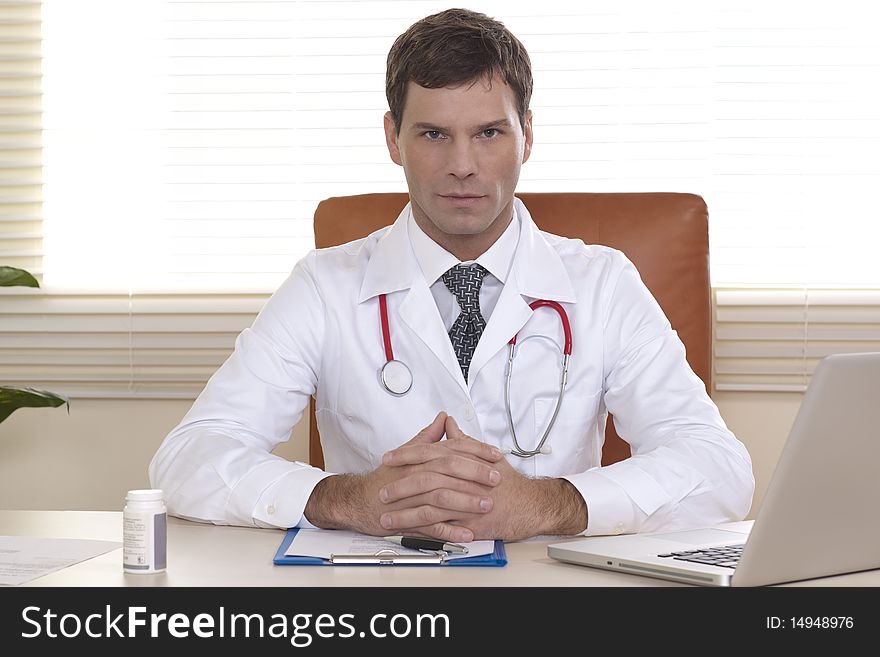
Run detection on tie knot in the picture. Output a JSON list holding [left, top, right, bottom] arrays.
[[442, 264, 488, 315]]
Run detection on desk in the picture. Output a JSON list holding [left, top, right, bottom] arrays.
[[4, 510, 880, 587]]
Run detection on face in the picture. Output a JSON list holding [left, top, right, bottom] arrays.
[[384, 76, 533, 260]]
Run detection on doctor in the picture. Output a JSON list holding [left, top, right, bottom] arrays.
[[149, 8, 754, 543]]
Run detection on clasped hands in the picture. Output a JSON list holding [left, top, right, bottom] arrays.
[[357, 411, 537, 542]]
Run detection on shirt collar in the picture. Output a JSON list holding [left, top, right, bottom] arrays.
[[408, 206, 520, 286]]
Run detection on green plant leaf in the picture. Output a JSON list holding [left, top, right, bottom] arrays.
[[0, 266, 40, 287], [0, 387, 69, 423]]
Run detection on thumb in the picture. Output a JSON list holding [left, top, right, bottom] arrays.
[[445, 414, 467, 440], [408, 411, 448, 445]]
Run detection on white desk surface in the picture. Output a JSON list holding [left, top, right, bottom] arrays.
[[3, 510, 879, 587]]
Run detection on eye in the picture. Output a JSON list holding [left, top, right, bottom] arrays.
[[423, 130, 444, 140], [481, 128, 500, 138]]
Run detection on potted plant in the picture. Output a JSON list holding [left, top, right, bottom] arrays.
[[0, 266, 68, 423]]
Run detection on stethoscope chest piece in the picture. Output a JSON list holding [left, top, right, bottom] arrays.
[[380, 359, 413, 396]]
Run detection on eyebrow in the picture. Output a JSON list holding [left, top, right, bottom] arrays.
[[411, 118, 512, 133]]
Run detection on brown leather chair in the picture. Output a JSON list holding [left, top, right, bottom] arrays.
[[309, 192, 711, 469]]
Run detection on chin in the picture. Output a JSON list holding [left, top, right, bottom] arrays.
[[438, 220, 495, 236]]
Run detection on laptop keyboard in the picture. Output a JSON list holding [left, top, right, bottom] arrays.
[[657, 543, 745, 569]]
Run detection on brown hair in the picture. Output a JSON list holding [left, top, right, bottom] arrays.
[[386, 8, 533, 133]]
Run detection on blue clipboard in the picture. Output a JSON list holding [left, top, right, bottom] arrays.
[[273, 528, 507, 566]]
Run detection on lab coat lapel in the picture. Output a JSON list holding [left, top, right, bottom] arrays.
[[358, 204, 468, 396], [398, 279, 468, 394], [466, 273, 531, 390], [467, 199, 578, 388]]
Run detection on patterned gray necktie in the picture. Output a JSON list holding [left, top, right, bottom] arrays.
[[442, 264, 489, 382]]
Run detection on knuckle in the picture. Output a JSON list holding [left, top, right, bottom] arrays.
[[434, 488, 454, 508], [415, 471, 435, 491], [416, 505, 435, 526], [430, 523, 452, 541], [448, 437, 467, 450]]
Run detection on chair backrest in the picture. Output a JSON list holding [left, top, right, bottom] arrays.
[[308, 192, 711, 469]]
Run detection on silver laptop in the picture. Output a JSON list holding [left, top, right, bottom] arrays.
[[547, 352, 880, 586]]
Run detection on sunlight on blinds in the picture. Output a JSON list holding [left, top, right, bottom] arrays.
[[41, 1, 880, 294]]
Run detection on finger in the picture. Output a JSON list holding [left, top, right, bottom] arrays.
[[405, 489, 493, 515], [444, 417, 503, 460], [379, 504, 480, 538], [445, 414, 468, 439], [384, 437, 501, 467], [446, 436, 504, 462], [405, 411, 448, 446], [383, 452, 501, 487], [380, 474, 493, 511], [400, 523, 475, 544]]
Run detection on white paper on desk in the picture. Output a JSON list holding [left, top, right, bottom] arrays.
[[285, 529, 494, 561], [0, 535, 121, 586]]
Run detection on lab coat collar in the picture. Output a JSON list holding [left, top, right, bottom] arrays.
[[508, 197, 577, 304], [357, 204, 418, 304], [358, 197, 577, 304]]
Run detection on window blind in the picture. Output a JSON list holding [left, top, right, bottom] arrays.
[[0, 0, 41, 279], [1, 290, 265, 398], [3, 0, 879, 398], [708, 2, 880, 390], [714, 289, 880, 391]]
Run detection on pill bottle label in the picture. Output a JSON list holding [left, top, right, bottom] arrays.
[[123, 510, 167, 572]]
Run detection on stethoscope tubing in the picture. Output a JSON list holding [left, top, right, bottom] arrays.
[[377, 294, 573, 457], [505, 300, 572, 457]]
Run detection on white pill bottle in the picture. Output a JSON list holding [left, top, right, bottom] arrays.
[[123, 489, 167, 574]]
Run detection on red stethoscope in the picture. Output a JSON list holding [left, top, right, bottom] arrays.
[[377, 294, 573, 458]]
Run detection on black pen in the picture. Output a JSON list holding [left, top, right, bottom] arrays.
[[384, 535, 468, 554]]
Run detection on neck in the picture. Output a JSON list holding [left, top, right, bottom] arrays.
[[412, 201, 514, 262]]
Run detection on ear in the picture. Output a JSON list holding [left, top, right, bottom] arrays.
[[521, 109, 533, 164], [383, 111, 403, 166]]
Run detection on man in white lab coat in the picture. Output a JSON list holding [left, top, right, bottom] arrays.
[[149, 8, 754, 543]]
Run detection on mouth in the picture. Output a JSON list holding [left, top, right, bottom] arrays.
[[439, 194, 486, 207]]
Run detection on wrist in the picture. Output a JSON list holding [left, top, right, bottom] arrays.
[[303, 473, 366, 530], [530, 478, 589, 536]]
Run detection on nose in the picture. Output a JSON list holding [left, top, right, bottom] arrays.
[[447, 141, 477, 179]]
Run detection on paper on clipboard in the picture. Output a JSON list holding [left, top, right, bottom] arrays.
[[285, 529, 495, 561]]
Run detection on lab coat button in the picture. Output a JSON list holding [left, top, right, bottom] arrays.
[[266, 504, 276, 516], [463, 404, 475, 421]]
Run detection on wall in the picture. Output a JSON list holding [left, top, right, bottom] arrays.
[[0, 398, 309, 511], [0, 392, 802, 519]]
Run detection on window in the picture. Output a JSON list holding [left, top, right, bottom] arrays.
[[3, 0, 878, 397]]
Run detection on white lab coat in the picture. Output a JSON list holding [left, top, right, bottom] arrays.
[[149, 198, 754, 536]]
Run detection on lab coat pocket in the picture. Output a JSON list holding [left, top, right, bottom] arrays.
[[533, 389, 602, 476]]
